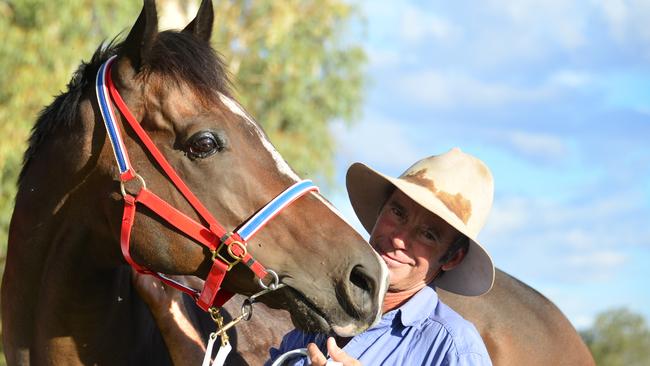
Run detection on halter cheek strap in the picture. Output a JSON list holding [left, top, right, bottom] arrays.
[[96, 55, 318, 310]]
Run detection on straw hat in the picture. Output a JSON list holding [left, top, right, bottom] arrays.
[[346, 147, 495, 296]]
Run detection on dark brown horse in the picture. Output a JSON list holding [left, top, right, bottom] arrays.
[[0, 1, 388, 364], [219, 269, 595, 365]]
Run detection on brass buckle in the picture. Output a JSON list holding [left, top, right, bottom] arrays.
[[212, 234, 247, 271]]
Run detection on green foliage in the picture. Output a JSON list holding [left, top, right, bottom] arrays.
[[0, 0, 142, 247], [580, 308, 650, 366], [0, 0, 365, 360], [210, 0, 366, 179]]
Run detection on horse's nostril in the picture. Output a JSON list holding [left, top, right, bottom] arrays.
[[350, 265, 373, 294], [336, 265, 378, 321]]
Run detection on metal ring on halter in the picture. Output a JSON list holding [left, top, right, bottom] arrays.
[[241, 299, 253, 321], [258, 269, 281, 290], [120, 173, 146, 197]]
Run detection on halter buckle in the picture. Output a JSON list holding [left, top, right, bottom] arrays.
[[212, 233, 247, 271]]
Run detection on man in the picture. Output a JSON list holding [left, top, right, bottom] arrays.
[[135, 147, 495, 365], [266, 147, 495, 365]]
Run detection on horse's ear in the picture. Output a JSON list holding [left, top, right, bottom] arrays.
[[119, 0, 158, 74], [182, 0, 214, 43]]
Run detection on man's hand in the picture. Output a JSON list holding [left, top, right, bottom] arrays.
[[131, 271, 206, 366], [132, 271, 182, 313], [307, 337, 361, 366]]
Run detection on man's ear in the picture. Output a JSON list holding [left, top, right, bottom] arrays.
[[441, 248, 466, 272]]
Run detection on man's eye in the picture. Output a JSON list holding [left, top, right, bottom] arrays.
[[423, 231, 437, 242], [390, 207, 404, 217]]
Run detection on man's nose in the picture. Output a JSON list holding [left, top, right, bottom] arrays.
[[390, 227, 409, 250]]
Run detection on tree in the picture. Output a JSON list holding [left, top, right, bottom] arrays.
[[580, 308, 650, 366], [210, 0, 366, 179]]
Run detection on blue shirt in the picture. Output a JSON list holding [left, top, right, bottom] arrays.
[[266, 285, 492, 365]]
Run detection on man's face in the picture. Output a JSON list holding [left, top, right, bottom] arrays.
[[370, 190, 461, 292]]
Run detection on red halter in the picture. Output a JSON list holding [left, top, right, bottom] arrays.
[[97, 57, 317, 311]]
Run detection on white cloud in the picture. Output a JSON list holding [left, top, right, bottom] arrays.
[[548, 70, 592, 88], [597, 0, 650, 46], [537, 286, 602, 330], [397, 70, 543, 107], [480, 197, 530, 239], [366, 47, 402, 69], [481, 190, 649, 284], [397, 69, 593, 108], [572, 314, 597, 330], [566, 250, 626, 268], [400, 6, 460, 44], [503, 130, 569, 162], [330, 114, 421, 174], [599, 0, 628, 42], [474, 0, 650, 61], [486, 0, 588, 50]]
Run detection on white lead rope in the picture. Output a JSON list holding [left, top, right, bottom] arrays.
[[270, 348, 343, 366], [204, 335, 342, 366], [202, 279, 285, 366], [202, 332, 232, 366], [270, 348, 309, 366]]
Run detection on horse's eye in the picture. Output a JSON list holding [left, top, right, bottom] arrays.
[[186, 131, 223, 159]]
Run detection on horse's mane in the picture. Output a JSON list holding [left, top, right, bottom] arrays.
[[20, 30, 232, 183]]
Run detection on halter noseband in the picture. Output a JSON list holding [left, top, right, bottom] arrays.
[[96, 55, 318, 311]]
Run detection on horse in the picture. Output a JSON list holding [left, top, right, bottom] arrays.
[[218, 269, 595, 365], [0, 1, 389, 364]]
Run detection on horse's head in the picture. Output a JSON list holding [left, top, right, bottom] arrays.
[[91, 0, 387, 336]]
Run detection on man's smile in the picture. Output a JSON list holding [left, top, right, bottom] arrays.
[[378, 250, 412, 267]]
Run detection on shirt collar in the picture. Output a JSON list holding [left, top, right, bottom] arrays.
[[395, 284, 439, 327]]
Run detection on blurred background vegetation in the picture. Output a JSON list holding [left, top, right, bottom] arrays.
[[0, 1, 648, 365], [580, 307, 650, 366]]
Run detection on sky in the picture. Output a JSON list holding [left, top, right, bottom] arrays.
[[324, 0, 650, 330]]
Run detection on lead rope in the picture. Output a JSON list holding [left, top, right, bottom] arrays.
[[202, 308, 233, 366], [270, 349, 343, 366], [202, 272, 285, 366]]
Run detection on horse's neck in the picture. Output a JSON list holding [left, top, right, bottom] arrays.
[[5, 217, 135, 362], [4, 132, 160, 364]]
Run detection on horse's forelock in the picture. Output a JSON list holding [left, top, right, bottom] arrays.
[[144, 30, 231, 102]]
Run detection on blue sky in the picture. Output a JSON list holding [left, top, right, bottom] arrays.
[[325, 0, 650, 330]]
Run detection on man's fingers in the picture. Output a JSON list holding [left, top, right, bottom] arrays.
[[307, 342, 328, 366], [327, 337, 360, 366], [306, 338, 360, 366]]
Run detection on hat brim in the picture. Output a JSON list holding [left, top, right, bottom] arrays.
[[346, 162, 495, 296]]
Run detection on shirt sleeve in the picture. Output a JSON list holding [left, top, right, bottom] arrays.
[[415, 318, 493, 366]]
